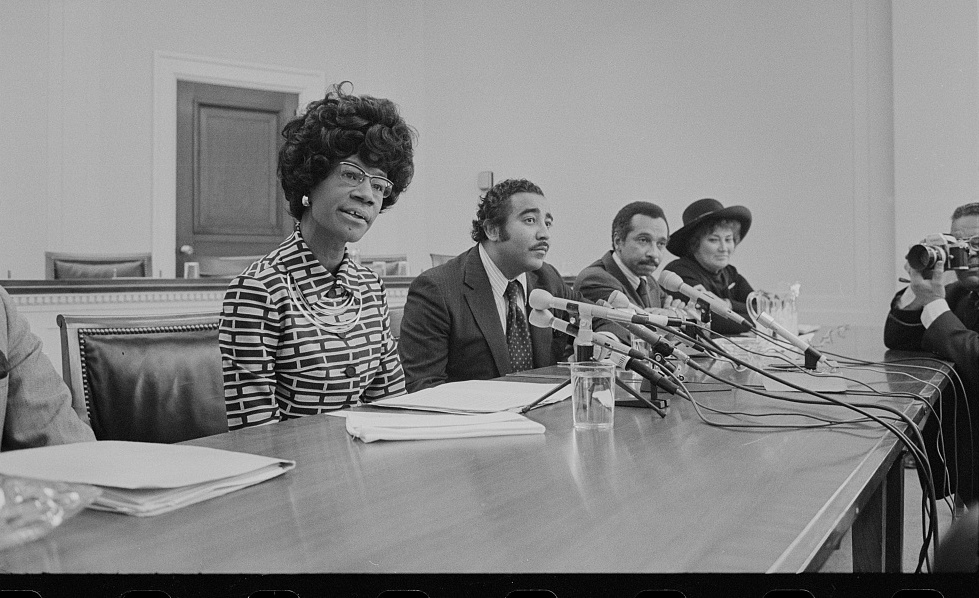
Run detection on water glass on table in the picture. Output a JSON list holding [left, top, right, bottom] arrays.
[[570, 361, 616, 430]]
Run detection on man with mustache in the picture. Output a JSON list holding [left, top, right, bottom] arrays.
[[399, 179, 582, 392], [574, 202, 688, 330], [885, 201, 979, 511]]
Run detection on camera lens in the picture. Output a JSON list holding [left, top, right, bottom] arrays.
[[907, 244, 944, 271]]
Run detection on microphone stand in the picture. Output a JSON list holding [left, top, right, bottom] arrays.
[[614, 376, 667, 417]]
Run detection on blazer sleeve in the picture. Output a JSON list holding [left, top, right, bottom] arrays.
[[219, 274, 282, 430], [574, 267, 622, 305], [923, 309, 979, 373], [399, 274, 453, 393], [1, 290, 95, 450], [883, 289, 927, 350]]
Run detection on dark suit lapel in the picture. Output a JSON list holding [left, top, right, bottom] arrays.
[[463, 248, 512, 374], [601, 251, 644, 307], [525, 269, 555, 368]]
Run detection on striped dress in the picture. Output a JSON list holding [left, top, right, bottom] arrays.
[[218, 230, 405, 430]]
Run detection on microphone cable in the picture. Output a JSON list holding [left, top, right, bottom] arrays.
[[659, 321, 943, 571]]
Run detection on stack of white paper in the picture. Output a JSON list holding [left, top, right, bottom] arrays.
[[0, 441, 295, 517], [369, 379, 571, 414], [346, 411, 545, 443]]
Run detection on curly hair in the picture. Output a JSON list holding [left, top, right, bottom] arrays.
[[278, 82, 417, 219], [611, 201, 667, 249], [952, 202, 979, 220], [685, 218, 742, 256], [470, 179, 545, 243]]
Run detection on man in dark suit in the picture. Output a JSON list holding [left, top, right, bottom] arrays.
[[399, 179, 580, 393], [574, 201, 688, 316], [885, 202, 979, 508]]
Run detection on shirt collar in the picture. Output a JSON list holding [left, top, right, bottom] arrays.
[[479, 244, 528, 301], [611, 251, 642, 291], [276, 229, 357, 302]]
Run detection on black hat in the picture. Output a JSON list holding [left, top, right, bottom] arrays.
[[666, 198, 752, 257]]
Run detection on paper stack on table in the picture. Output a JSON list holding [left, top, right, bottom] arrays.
[[0, 441, 295, 517], [368, 379, 571, 414], [346, 411, 545, 442]]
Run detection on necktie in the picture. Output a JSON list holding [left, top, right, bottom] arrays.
[[505, 280, 534, 372], [637, 278, 651, 308]]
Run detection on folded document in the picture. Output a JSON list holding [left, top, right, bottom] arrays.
[[0, 441, 295, 517], [346, 411, 545, 443]]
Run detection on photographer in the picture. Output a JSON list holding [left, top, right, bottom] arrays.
[[885, 202, 979, 509]]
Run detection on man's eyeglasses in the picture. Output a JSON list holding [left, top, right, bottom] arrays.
[[337, 162, 394, 199], [952, 234, 979, 251]]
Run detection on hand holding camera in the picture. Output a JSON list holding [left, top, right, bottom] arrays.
[[902, 233, 952, 309]]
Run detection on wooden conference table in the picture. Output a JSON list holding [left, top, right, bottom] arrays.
[[0, 326, 946, 574]]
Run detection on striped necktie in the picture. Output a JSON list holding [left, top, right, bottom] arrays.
[[505, 280, 534, 372], [637, 278, 651, 308]]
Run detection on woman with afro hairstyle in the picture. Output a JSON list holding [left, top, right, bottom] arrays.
[[219, 82, 417, 430]]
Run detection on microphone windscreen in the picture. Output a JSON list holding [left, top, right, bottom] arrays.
[[528, 309, 552, 328], [606, 290, 631, 309], [658, 271, 684, 293], [527, 288, 553, 310]]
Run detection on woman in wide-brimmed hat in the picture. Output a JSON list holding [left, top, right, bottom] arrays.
[[661, 198, 754, 335]]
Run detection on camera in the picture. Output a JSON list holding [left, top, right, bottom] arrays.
[[906, 234, 971, 271]]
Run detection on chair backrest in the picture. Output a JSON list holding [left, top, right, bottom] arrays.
[[358, 254, 409, 276], [45, 251, 153, 280], [57, 312, 228, 443], [194, 255, 263, 278], [430, 253, 455, 268]]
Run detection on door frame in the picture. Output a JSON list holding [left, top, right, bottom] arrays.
[[152, 51, 324, 278]]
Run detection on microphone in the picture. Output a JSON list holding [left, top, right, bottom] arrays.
[[606, 289, 646, 314], [528, 289, 685, 328], [529, 309, 649, 362], [607, 351, 683, 397], [599, 297, 691, 365], [756, 312, 837, 370], [658, 271, 753, 329], [529, 309, 683, 397]]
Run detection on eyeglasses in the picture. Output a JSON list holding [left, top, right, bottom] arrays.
[[952, 234, 979, 251], [337, 162, 394, 199]]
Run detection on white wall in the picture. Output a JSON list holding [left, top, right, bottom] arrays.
[[2, 0, 978, 328], [893, 0, 979, 279]]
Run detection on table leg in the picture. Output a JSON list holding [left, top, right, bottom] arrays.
[[852, 452, 905, 572]]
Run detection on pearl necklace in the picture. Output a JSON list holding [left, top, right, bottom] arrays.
[[287, 272, 362, 335]]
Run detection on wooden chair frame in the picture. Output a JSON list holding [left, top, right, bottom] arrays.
[[57, 312, 219, 426]]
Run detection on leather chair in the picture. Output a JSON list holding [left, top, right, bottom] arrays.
[[45, 251, 152, 279], [430, 253, 455, 269], [358, 254, 409, 276], [57, 312, 228, 443], [193, 255, 263, 278]]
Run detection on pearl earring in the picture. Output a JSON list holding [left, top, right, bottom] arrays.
[[301, 195, 310, 207]]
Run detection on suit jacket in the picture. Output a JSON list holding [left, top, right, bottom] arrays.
[[884, 282, 979, 503], [0, 287, 95, 451], [574, 250, 668, 309], [399, 246, 577, 393]]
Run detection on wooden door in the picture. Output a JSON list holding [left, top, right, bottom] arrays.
[[176, 81, 299, 277]]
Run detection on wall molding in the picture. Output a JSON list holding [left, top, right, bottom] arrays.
[[151, 51, 325, 277], [9, 290, 226, 308]]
